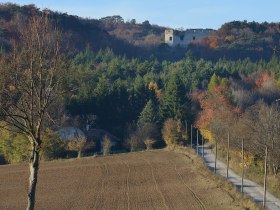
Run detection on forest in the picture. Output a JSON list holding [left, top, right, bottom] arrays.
[[1, 2, 280, 203]]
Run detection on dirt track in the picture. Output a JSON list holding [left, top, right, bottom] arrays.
[[0, 150, 245, 210]]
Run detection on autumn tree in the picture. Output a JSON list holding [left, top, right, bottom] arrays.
[[67, 131, 86, 158], [0, 14, 65, 210], [195, 84, 237, 142], [144, 138, 157, 150], [162, 118, 185, 147]]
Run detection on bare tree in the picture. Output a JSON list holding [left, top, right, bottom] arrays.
[[242, 101, 280, 208], [0, 14, 65, 210], [144, 138, 156, 150], [126, 134, 142, 152], [209, 109, 239, 174], [67, 131, 86, 158], [162, 119, 185, 147], [243, 101, 280, 175], [102, 135, 112, 155], [126, 122, 159, 152]]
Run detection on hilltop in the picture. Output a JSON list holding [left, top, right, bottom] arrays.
[[1, 3, 280, 61], [0, 3, 177, 60], [190, 21, 280, 61]]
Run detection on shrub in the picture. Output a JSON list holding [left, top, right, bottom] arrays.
[[67, 132, 86, 158], [162, 118, 185, 147], [126, 134, 144, 152], [125, 123, 159, 152], [102, 135, 112, 155], [144, 139, 157, 150], [0, 129, 29, 163], [41, 129, 67, 160], [0, 128, 69, 163]]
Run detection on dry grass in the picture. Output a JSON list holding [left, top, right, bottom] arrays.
[[0, 148, 258, 210], [170, 146, 261, 210]]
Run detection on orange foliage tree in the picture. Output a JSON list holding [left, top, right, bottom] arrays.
[[193, 84, 240, 142], [255, 72, 275, 87]]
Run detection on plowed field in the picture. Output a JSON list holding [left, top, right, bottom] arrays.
[[0, 150, 245, 209]]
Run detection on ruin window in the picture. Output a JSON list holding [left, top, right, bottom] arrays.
[[193, 36, 196, 40], [180, 35, 184, 41], [169, 36, 172, 41]]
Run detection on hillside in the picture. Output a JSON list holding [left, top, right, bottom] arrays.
[[190, 21, 280, 61], [99, 16, 165, 48], [0, 3, 173, 60], [2, 4, 280, 61], [0, 150, 256, 210]]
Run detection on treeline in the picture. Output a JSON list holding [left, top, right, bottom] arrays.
[[0, 3, 186, 61], [0, 3, 148, 58], [1, 41, 280, 164], [3, 4, 280, 62], [65, 48, 193, 139], [65, 47, 280, 140], [99, 15, 164, 48], [191, 20, 280, 61]]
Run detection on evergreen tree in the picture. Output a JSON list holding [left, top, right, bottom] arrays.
[[208, 73, 220, 91], [220, 78, 229, 87], [160, 73, 186, 120], [137, 99, 157, 128]]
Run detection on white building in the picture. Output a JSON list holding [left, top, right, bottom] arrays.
[[165, 29, 215, 48]]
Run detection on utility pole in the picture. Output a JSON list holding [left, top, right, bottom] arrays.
[[241, 138, 244, 197], [185, 120, 188, 144], [202, 136, 204, 158], [226, 131, 230, 180], [196, 129, 199, 155], [263, 146, 268, 209], [191, 124, 193, 148], [214, 140, 217, 174]]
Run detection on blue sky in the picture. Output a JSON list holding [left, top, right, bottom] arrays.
[[3, 0, 280, 29]]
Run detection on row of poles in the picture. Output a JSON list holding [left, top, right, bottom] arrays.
[[188, 123, 205, 158], [185, 121, 267, 209]]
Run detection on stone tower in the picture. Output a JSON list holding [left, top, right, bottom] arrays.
[[165, 29, 175, 46]]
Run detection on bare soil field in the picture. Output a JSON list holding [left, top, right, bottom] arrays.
[[0, 149, 253, 210]]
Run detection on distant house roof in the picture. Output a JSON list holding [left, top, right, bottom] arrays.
[[58, 127, 85, 141], [86, 129, 120, 143]]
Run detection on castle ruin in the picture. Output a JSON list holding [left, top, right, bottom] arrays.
[[165, 29, 215, 48]]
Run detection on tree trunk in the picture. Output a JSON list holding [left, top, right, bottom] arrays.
[[78, 150, 82, 158], [27, 145, 40, 210], [273, 163, 279, 176]]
